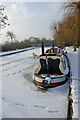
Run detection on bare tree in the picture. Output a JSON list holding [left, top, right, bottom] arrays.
[[64, 2, 80, 15], [0, 5, 9, 32], [64, 1, 80, 47], [6, 31, 16, 43]]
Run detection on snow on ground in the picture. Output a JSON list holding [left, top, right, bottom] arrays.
[[0, 46, 78, 118], [66, 47, 78, 118], [65, 46, 78, 53], [0, 47, 35, 56], [79, 52, 80, 119], [0, 57, 2, 119], [0, 47, 69, 118]]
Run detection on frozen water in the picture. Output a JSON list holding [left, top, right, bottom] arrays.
[[0, 46, 78, 118]]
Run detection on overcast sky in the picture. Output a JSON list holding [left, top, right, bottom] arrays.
[[1, 2, 65, 44]]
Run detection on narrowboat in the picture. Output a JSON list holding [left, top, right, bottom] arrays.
[[34, 43, 70, 88]]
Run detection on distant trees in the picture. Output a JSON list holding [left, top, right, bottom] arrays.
[[51, 1, 80, 49], [28, 37, 54, 46], [2, 35, 54, 51]]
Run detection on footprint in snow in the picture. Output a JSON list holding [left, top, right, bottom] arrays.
[[13, 72, 16, 75], [2, 97, 6, 100], [21, 104, 24, 107], [2, 70, 5, 72], [15, 103, 24, 107], [15, 103, 20, 106], [34, 105, 39, 108], [8, 67, 12, 70], [14, 65, 18, 67], [74, 101, 78, 104], [5, 69, 7, 71], [34, 105, 46, 109], [5, 74, 10, 77], [19, 70, 21, 73], [48, 110, 59, 113], [2, 69, 7, 72]]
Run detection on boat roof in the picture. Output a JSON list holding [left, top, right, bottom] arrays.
[[40, 53, 56, 56], [40, 53, 63, 58]]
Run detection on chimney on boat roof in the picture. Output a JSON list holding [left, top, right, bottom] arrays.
[[42, 42, 44, 55]]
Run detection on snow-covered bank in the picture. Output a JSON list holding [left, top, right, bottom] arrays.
[[1, 47, 69, 118], [65, 46, 78, 53], [67, 52, 78, 118], [0, 57, 2, 119], [0, 47, 36, 57]]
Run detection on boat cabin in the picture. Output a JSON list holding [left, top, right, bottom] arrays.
[[35, 54, 64, 75]]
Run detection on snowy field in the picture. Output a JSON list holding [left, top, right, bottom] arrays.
[[0, 46, 79, 119]]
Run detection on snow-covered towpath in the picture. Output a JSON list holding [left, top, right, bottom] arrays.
[[68, 52, 78, 118], [0, 47, 70, 118]]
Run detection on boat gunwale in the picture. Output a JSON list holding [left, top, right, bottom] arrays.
[[34, 78, 68, 88], [34, 74, 67, 79]]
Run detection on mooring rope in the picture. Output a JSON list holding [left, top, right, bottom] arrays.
[[70, 77, 80, 81], [72, 78, 80, 80], [65, 76, 80, 81]]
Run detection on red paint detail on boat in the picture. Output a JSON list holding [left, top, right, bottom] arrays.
[[55, 74, 57, 76], [34, 80, 66, 87], [47, 74, 50, 77], [48, 82, 65, 87], [35, 81, 43, 86], [46, 54, 47, 59]]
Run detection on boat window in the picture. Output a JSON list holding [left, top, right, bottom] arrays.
[[48, 58, 63, 75], [38, 59, 47, 74], [38, 58, 63, 75]]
